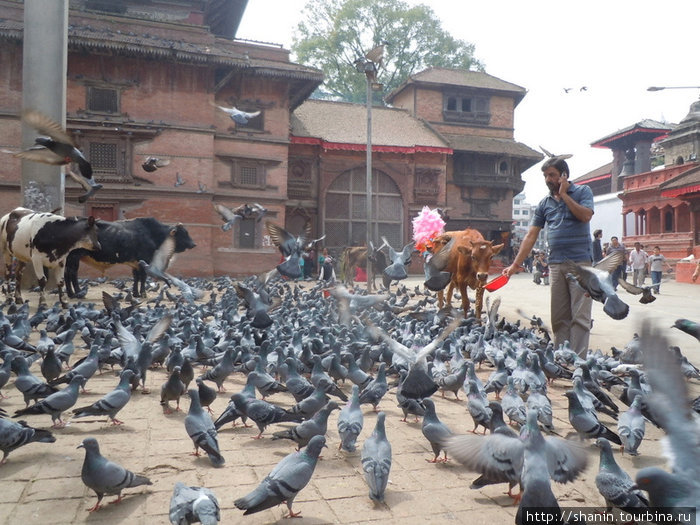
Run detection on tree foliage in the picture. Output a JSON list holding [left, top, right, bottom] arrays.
[[292, 0, 484, 103]]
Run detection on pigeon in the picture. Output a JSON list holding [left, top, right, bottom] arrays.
[[11, 356, 59, 406], [212, 103, 261, 125], [381, 236, 414, 283], [672, 318, 700, 343], [0, 417, 55, 465], [437, 361, 468, 400], [617, 394, 645, 456], [184, 389, 224, 467], [467, 379, 492, 434], [526, 385, 554, 432], [39, 346, 62, 383], [50, 344, 99, 388], [563, 391, 622, 444], [169, 482, 220, 525], [633, 323, 700, 512], [14, 374, 84, 428], [234, 435, 326, 518], [594, 437, 648, 513], [66, 169, 103, 203], [358, 362, 388, 411], [196, 378, 217, 414], [271, 400, 339, 448], [213, 202, 267, 231], [0, 355, 13, 397], [617, 277, 657, 304], [230, 393, 302, 439], [161, 366, 187, 414], [72, 369, 135, 425], [562, 251, 630, 320], [199, 347, 237, 392], [483, 358, 508, 400], [142, 156, 170, 172], [265, 220, 320, 279], [361, 411, 392, 503], [502, 377, 527, 427], [337, 384, 364, 452], [445, 409, 588, 503], [78, 437, 152, 512], [421, 398, 452, 463], [283, 357, 315, 402], [174, 172, 186, 187], [287, 385, 329, 421]]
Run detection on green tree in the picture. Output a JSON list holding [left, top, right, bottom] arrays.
[[292, 0, 484, 103]]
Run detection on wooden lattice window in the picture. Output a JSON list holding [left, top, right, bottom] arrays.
[[87, 87, 119, 113], [89, 143, 118, 175], [240, 166, 258, 186], [232, 162, 265, 188]]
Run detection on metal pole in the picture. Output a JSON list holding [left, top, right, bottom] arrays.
[[21, 0, 68, 212], [365, 69, 374, 292]]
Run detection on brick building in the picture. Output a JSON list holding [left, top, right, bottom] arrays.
[[0, 0, 541, 277]]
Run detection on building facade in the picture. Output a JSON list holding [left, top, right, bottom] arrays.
[[0, 0, 541, 277]]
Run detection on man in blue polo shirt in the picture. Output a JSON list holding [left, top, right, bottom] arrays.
[[503, 154, 594, 356]]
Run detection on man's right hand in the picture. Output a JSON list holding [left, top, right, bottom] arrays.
[[503, 264, 519, 277]]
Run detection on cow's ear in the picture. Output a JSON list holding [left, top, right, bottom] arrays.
[[87, 216, 95, 227], [457, 246, 469, 255], [169, 227, 177, 237], [492, 243, 504, 255]]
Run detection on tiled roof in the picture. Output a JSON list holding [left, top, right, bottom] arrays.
[[659, 164, 700, 193], [386, 67, 527, 104], [291, 100, 450, 149], [440, 133, 542, 160], [591, 119, 672, 148], [573, 162, 613, 183]]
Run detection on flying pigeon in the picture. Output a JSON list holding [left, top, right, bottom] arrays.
[[213, 202, 267, 232], [169, 482, 220, 525], [234, 435, 326, 517], [142, 156, 170, 172], [175, 172, 186, 187], [66, 169, 102, 203], [212, 103, 261, 125], [78, 437, 152, 512]]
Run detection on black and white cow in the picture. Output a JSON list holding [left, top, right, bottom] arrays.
[[64, 217, 196, 298], [0, 207, 101, 307]]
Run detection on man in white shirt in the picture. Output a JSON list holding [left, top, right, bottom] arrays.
[[628, 242, 648, 287]]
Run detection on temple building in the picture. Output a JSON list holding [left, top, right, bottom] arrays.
[[0, 0, 541, 277]]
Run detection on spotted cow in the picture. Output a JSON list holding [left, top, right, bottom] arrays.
[[64, 218, 196, 298], [339, 244, 388, 288], [0, 207, 100, 307], [427, 229, 503, 318]]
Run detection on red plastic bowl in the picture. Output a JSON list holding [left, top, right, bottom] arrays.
[[484, 274, 509, 292]]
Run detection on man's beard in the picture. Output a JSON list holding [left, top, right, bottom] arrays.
[[546, 182, 558, 194]]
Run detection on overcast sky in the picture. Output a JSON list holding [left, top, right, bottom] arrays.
[[239, 0, 700, 204]]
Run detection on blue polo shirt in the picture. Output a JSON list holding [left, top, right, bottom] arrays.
[[531, 183, 594, 264]]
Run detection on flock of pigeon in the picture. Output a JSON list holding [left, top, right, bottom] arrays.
[[0, 262, 699, 522]]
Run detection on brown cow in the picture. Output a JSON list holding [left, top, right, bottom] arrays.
[[426, 229, 503, 318], [339, 242, 388, 288]]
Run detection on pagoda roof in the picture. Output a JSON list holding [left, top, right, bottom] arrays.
[[572, 162, 613, 184], [591, 119, 672, 149], [659, 163, 700, 198], [386, 67, 527, 106], [440, 133, 542, 161]]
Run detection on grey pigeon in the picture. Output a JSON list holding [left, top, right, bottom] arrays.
[[361, 411, 392, 503], [396, 369, 426, 423], [437, 361, 468, 400], [421, 398, 452, 462], [271, 400, 339, 448], [196, 378, 217, 414], [502, 377, 527, 427], [184, 389, 224, 467], [563, 251, 630, 320], [234, 435, 326, 518], [72, 369, 134, 425], [483, 358, 508, 400], [78, 437, 152, 512], [446, 409, 588, 504], [161, 366, 187, 414], [380, 237, 413, 282], [337, 385, 363, 452], [50, 344, 99, 389], [467, 379, 492, 434], [230, 392, 302, 439], [142, 156, 170, 172], [563, 391, 621, 444], [12, 356, 58, 406], [0, 417, 55, 464], [617, 394, 645, 456], [287, 385, 329, 421], [40, 346, 62, 383], [358, 362, 388, 411], [595, 437, 648, 513], [213, 104, 260, 125], [527, 385, 554, 432], [200, 347, 237, 392], [634, 323, 700, 513], [169, 482, 220, 525], [13, 374, 84, 428]]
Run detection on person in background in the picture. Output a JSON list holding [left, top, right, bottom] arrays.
[[628, 242, 648, 287], [533, 252, 549, 285], [605, 236, 626, 290], [592, 229, 603, 263], [504, 154, 594, 356], [647, 246, 672, 294], [693, 260, 700, 283], [318, 248, 335, 282]]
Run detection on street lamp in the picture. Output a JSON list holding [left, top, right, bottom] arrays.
[[354, 58, 382, 292]]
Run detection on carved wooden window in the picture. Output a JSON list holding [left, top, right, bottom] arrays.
[[232, 162, 265, 188], [78, 136, 130, 182], [87, 86, 119, 114], [443, 92, 490, 124]]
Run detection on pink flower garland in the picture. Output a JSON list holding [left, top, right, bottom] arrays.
[[412, 206, 445, 253]]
